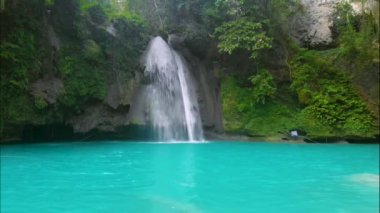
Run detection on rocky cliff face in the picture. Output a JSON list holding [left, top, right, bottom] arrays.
[[1, 0, 377, 142], [291, 0, 337, 48], [291, 0, 379, 48], [0, 0, 149, 141], [51, 7, 145, 134], [289, 0, 379, 123]]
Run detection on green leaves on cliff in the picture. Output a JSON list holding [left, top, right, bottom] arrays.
[[0, 27, 46, 138], [0, 0, 149, 140], [333, 2, 379, 71], [34, 96, 48, 110], [79, 0, 144, 25], [290, 49, 376, 136], [83, 39, 103, 61], [58, 53, 106, 108], [249, 69, 276, 104], [214, 19, 272, 58], [0, 30, 39, 90], [44, 0, 54, 6], [221, 76, 300, 135], [0, 29, 40, 128]]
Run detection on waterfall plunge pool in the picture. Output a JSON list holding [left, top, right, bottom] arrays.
[[1, 141, 379, 212]]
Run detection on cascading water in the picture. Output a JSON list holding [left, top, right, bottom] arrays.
[[141, 36, 204, 141]]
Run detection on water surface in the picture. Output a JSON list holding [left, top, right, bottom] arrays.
[[1, 142, 379, 212]]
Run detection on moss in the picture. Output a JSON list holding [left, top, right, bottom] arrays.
[[83, 39, 103, 61], [44, 0, 55, 6], [249, 69, 276, 104], [221, 72, 377, 138], [34, 96, 48, 110], [0, 27, 42, 137], [290, 48, 377, 137], [58, 54, 106, 108], [222, 76, 299, 136], [297, 109, 335, 137]]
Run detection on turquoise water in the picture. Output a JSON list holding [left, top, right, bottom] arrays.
[[1, 142, 379, 213]]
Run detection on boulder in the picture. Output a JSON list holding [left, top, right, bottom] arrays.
[[31, 77, 63, 104], [69, 104, 130, 133]]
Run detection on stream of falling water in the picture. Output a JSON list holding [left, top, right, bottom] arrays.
[[141, 36, 204, 141]]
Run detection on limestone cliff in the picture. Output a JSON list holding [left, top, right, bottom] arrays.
[[291, 0, 379, 48]]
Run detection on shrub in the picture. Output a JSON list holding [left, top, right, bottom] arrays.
[[290, 49, 376, 136], [249, 69, 276, 104]]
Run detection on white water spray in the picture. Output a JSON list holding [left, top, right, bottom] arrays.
[[141, 36, 204, 141]]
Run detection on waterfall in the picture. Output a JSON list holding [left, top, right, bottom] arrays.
[[141, 36, 204, 141]]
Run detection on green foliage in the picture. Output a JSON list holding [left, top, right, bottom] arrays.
[[79, 0, 97, 11], [79, 0, 145, 26], [339, 17, 379, 70], [221, 75, 361, 137], [55, 0, 148, 111], [0, 0, 5, 11], [0, 30, 39, 90], [221, 76, 300, 135], [297, 109, 334, 137], [58, 53, 106, 107], [83, 39, 103, 61], [0, 29, 41, 135], [215, 0, 245, 17], [290, 49, 376, 136], [214, 19, 272, 58], [60, 56, 76, 76], [249, 69, 276, 104], [305, 85, 374, 135], [334, 2, 379, 70], [44, 0, 55, 6], [222, 76, 253, 115], [221, 76, 254, 131], [218, 1, 378, 138], [6, 95, 36, 124], [0, 0, 150, 140], [34, 96, 48, 110], [1, 0, 378, 140]]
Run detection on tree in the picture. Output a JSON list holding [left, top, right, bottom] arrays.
[[214, 19, 272, 59]]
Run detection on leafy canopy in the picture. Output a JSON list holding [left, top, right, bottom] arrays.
[[214, 19, 272, 58]]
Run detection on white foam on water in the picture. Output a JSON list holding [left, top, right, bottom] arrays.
[[138, 140, 209, 144], [348, 173, 380, 187], [102, 172, 115, 175]]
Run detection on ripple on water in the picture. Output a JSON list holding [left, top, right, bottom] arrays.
[[1, 142, 378, 213], [348, 173, 380, 187]]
